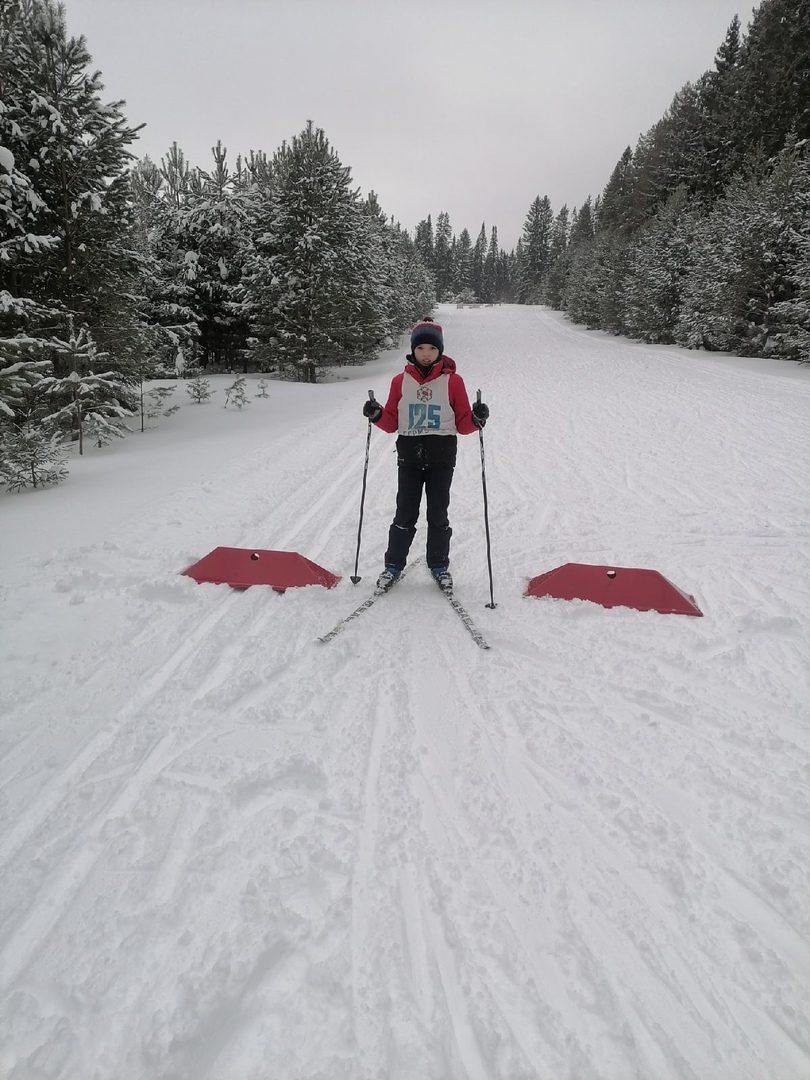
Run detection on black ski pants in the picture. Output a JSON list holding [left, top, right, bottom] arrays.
[[385, 463, 454, 571]]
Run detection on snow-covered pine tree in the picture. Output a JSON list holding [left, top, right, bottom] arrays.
[[731, 0, 810, 163], [598, 147, 636, 234], [4, 0, 143, 367], [0, 352, 52, 424], [130, 145, 201, 369], [322, 188, 391, 367], [181, 142, 251, 370], [623, 187, 695, 343], [517, 197, 553, 303], [471, 224, 487, 302], [562, 232, 613, 330], [352, 192, 403, 354], [543, 205, 570, 309], [452, 229, 473, 298], [570, 198, 595, 246], [0, 345, 61, 484], [697, 16, 744, 197], [497, 250, 515, 303], [432, 212, 454, 301], [0, 426, 67, 490], [44, 321, 134, 452], [771, 145, 810, 362], [413, 216, 435, 274], [45, 368, 132, 454], [223, 373, 249, 408], [676, 148, 808, 356], [1, 0, 62, 438], [185, 367, 213, 403], [129, 156, 191, 371], [244, 122, 381, 380], [391, 226, 435, 331], [143, 384, 179, 424], [483, 227, 500, 303]]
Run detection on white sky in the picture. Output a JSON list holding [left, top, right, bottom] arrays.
[[63, 0, 747, 249]]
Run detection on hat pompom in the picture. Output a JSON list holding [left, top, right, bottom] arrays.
[[410, 321, 444, 356]]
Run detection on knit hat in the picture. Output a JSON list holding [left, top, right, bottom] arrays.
[[410, 320, 444, 357]]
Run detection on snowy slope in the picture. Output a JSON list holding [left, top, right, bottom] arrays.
[[2, 305, 809, 1080]]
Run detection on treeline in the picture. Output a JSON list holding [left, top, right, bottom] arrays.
[[410, 215, 517, 305], [516, 0, 810, 362], [128, 130, 433, 380], [0, 0, 433, 488]]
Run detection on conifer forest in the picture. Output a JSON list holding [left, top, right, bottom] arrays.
[[1, 0, 808, 489]]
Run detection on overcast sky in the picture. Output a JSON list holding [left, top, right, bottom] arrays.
[[63, 0, 748, 250]]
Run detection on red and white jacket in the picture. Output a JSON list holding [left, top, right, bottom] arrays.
[[375, 356, 479, 438]]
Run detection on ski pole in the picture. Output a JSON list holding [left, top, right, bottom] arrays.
[[351, 390, 376, 584], [476, 389, 496, 609]]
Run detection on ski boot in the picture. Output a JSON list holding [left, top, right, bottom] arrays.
[[431, 566, 453, 593], [376, 566, 401, 592]]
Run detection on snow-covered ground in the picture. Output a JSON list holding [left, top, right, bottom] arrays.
[[2, 305, 809, 1080]]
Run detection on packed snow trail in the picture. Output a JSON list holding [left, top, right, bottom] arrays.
[[1, 306, 809, 1079]]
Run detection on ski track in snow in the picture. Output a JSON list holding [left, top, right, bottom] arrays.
[[1, 306, 809, 1079]]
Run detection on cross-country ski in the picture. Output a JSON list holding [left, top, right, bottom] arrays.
[[317, 559, 419, 644]]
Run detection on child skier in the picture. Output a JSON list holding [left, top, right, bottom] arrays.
[[362, 320, 489, 593]]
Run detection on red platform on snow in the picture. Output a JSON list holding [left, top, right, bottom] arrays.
[[525, 563, 702, 616], [182, 547, 341, 592]]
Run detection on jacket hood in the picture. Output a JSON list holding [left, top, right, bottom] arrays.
[[405, 354, 456, 382]]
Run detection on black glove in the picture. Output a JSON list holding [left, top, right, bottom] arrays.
[[472, 400, 489, 428], [363, 398, 382, 422]]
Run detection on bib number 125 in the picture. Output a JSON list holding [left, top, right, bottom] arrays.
[[408, 403, 441, 430]]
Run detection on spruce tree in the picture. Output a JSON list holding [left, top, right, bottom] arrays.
[[544, 206, 570, 309], [356, 192, 409, 349], [433, 212, 454, 300], [732, 0, 810, 159], [518, 196, 553, 303], [471, 224, 487, 301], [414, 216, 435, 273], [771, 145, 810, 361], [392, 227, 435, 328], [186, 368, 213, 403], [599, 147, 635, 233], [45, 368, 132, 454], [482, 227, 499, 302], [699, 16, 745, 196], [0, 426, 68, 490], [43, 321, 134, 451], [497, 251, 515, 303], [623, 187, 695, 343], [452, 228, 473, 298]]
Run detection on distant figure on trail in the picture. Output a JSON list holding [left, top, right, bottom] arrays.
[[362, 319, 489, 594]]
